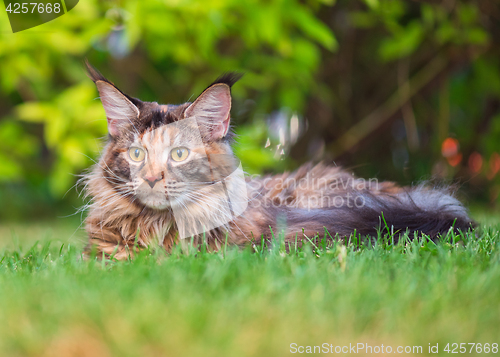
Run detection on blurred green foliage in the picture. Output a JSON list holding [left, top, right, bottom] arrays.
[[0, 0, 499, 219], [0, 0, 336, 204]]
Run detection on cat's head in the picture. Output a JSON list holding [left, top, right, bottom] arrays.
[[87, 63, 242, 211]]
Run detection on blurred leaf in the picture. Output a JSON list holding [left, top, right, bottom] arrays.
[[291, 7, 338, 51], [379, 21, 424, 61], [457, 3, 479, 26], [0, 121, 38, 157], [16, 103, 53, 123], [0, 152, 22, 181], [421, 4, 435, 27], [363, 0, 379, 10], [436, 21, 457, 44], [49, 159, 73, 196], [466, 28, 489, 45]]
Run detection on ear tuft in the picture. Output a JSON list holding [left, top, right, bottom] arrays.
[[85, 59, 111, 84], [209, 72, 243, 88]]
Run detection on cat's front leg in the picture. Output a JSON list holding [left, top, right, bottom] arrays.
[[84, 219, 136, 260]]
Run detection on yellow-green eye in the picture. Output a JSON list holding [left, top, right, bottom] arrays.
[[129, 147, 146, 162], [171, 147, 189, 162]]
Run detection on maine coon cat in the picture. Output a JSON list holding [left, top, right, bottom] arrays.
[[83, 64, 473, 259]]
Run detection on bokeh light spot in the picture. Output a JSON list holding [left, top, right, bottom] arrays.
[[468, 152, 483, 173], [441, 138, 459, 158]]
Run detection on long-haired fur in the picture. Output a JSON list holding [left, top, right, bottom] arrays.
[[82, 65, 474, 259]]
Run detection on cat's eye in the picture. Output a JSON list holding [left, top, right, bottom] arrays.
[[171, 147, 189, 162], [129, 147, 146, 162]]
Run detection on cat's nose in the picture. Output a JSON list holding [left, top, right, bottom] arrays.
[[143, 175, 162, 189]]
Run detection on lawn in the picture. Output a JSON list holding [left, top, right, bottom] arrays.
[[0, 211, 499, 357]]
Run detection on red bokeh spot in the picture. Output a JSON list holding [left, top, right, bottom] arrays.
[[468, 152, 483, 173], [442, 138, 462, 167], [447, 153, 463, 167], [487, 152, 500, 180], [491, 153, 500, 173], [441, 138, 459, 158]]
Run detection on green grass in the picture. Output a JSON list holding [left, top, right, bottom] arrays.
[[0, 213, 499, 357]]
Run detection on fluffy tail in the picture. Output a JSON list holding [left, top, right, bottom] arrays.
[[364, 186, 473, 238], [285, 186, 474, 240]]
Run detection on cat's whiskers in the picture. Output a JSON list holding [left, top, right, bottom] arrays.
[[76, 152, 129, 184], [98, 188, 135, 207], [100, 196, 134, 212], [63, 175, 86, 199], [102, 178, 128, 188], [103, 173, 129, 183], [102, 170, 129, 184], [98, 192, 130, 206]]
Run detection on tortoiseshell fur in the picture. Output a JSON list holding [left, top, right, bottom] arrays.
[[83, 66, 474, 259]]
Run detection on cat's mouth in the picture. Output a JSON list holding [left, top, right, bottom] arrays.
[[135, 186, 171, 210], [139, 195, 171, 210], [140, 194, 192, 211]]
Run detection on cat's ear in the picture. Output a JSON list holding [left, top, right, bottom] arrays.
[[86, 61, 139, 137], [95, 81, 139, 137], [184, 73, 243, 140]]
